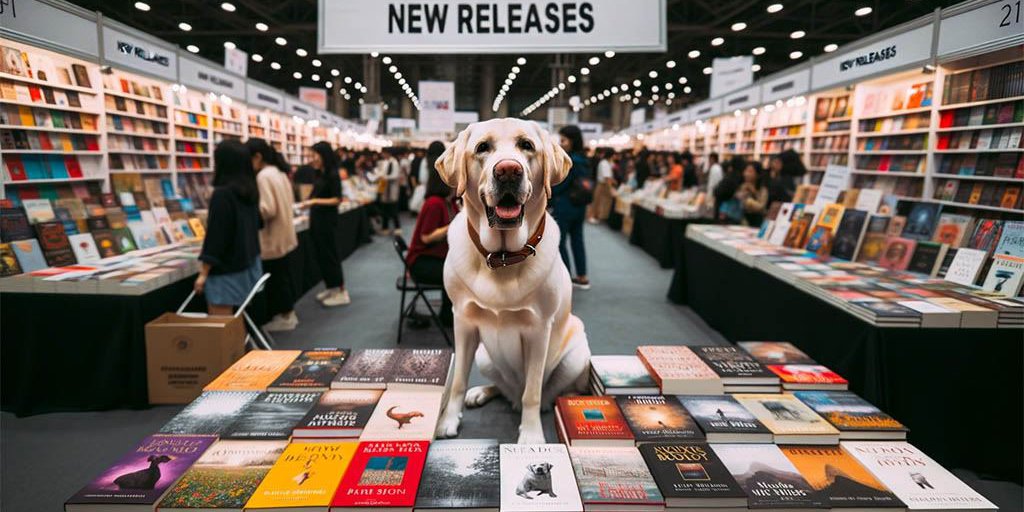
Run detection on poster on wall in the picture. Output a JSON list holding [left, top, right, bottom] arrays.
[[318, 0, 666, 54], [630, 108, 646, 127], [418, 80, 455, 133], [387, 117, 417, 136], [361, 102, 384, 123], [710, 56, 753, 98], [299, 87, 328, 110], [224, 46, 248, 76]]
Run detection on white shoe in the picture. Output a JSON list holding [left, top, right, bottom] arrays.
[[263, 313, 298, 332], [315, 289, 332, 301], [321, 290, 351, 307]]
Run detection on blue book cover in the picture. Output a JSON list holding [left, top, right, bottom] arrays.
[[46, 155, 69, 179], [161, 179, 175, 199], [22, 156, 49, 180], [994, 221, 1024, 258], [10, 238, 47, 272]]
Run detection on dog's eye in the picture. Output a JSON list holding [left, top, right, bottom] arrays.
[[475, 141, 491, 154], [517, 139, 535, 151]]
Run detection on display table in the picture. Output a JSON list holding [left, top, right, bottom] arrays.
[[628, 204, 710, 269], [682, 233, 1023, 483], [1, 206, 372, 416]]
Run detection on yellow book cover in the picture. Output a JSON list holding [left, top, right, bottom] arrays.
[[188, 218, 206, 239], [816, 203, 845, 232], [61, 135, 73, 152], [245, 441, 359, 509], [204, 350, 301, 392], [18, 105, 34, 126], [733, 393, 839, 437]]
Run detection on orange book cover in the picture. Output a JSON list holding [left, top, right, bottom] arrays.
[[204, 350, 302, 391], [556, 396, 633, 444], [780, 445, 902, 508], [636, 346, 718, 384]]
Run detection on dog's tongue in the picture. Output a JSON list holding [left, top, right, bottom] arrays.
[[495, 204, 522, 220]]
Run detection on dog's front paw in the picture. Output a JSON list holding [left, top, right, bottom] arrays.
[[517, 426, 546, 445], [465, 385, 499, 408], [435, 411, 462, 439]]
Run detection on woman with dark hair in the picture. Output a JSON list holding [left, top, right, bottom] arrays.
[[680, 150, 699, 189], [769, 149, 806, 203], [737, 161, 770, 227], [376, 148, 403, 234], [587, 148, 616, 224], [405, 140, 456, 327], [194, 140, 262, 316], [635, 149, 651, 188], [713, 155, 747, 224], [300, 141, 349, 307], [246, 138, 299, 331], [551, 124, 591, 289]]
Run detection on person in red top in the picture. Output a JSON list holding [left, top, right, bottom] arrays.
[[405, 141, 457, 327]]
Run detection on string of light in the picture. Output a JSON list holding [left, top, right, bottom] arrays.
[[493, 57, 526, 113], [521, 52, 614, 117]]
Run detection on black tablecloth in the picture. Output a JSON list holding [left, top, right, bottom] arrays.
[[684, 239, 1023, 483], [1, 207, 372, 416], [628, 205, 710, 270]]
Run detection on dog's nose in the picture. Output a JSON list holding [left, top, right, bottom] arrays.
[[493, 160, 523, 183]]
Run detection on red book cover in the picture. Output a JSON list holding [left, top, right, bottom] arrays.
[[6, 156, 27, 181], [878, 155, 891, 171], [555, 396, 634, 446], [119, 78, 130, 93], [936, 134, 950, 150], [939, 110, 954, 128], [877, 236, 917, 270], [767, 364, 849, 386], [28, 85, 42, 102], [331, 441, 428, 509], [85, 136, 99, 151], [65, 156, 83, 178], [38, 132, 53, 150]]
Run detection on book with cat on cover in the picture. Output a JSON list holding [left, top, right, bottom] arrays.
[[842, 442, 996, 511], [733, 394, 840, 445], [712, 443, 824, 509], [638, 442, 747, 508], [555, 396, 634, 447], [589, 355, 658, 395], [204, 350, 301, 392], [359, 388, 443, 441], [332, 348, 398, 389], [245, 441, 359, 510], [737, 342, 817, 365], [693, 346, 778, 386], [159, 391, 259, 436], [767, 364, 849, 391], [221, 392, 320, 440], [617, 394, 704, 444], [780, 445, 904, 510], [158, 440, 288, 511], [293, 389, 383, 439], [415, 440, 500, 511], [331, 441, 430, 511], [569, 446, 664, 510], [268, 348, 350, 392], [636, 346, 723, 395], [792, 391, 907, 440], [499, 444, 582, 512], [389, 348, 453, 389], [65, 435, 216, 512], [677, 395, 773, 443]]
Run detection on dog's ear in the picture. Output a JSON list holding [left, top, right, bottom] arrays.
[[436, 127, 471, 197], [543, 462, 553, 471], [534, 122, 572, 199]]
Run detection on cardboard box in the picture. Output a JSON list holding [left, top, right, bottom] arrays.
[[145, 313, 246, 404]]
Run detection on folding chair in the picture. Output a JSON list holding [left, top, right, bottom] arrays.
[[393, 235, 452, 346], [177, 273, 275, 350]]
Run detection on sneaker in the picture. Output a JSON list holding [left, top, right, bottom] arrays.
[[263, 313, 298, 332], [571, 277, 591, 290], [315, 289, 332, 301], [321, 289, 352, 307]]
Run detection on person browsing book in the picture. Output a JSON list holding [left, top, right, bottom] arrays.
[[299, 141, 350, 307], [737, 161, 769, 227], [551, 125, 591, 290]]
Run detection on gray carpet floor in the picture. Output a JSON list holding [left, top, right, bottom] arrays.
[[2, 216, 1019, 511]]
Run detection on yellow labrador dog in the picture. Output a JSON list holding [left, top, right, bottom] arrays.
[[434, 118, 591, 444]]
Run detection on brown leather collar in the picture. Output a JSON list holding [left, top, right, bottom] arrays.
[[467, 215, 546, 269]]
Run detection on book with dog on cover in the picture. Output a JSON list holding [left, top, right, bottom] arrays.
[[616, 394, 705, 444], [793, 391, 908, 440], [293, 389, 383, 439], [636, 345, 723, 395], [204, 350, 301, 392], [555, 396, 634, 447], [712, 443, 824, 509], [780, 445, 905, 510], [158, 439, 288, 511], [331, 441, 430, 511], [499, 444, 583, 512], [568, 446, 664, 510], [220, 392, 320, 440], [638, 442, 747, 509], [415, 440, 500, 511], [359, 388, 443, 442], [268, 348, 350, 392], [245, 441, 359, 510]]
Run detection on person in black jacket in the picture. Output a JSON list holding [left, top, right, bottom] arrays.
[[195, 140, 262, 316], [299, 141, 350, 307]]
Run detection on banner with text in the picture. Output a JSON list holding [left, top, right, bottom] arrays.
[[710, 56, 753, 98], [299, 87, 328, 110], [418, 80, 455, 133]]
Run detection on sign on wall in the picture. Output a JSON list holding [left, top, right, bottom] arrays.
[[179, 55, 245, 100], [0, 0, 100, 58], [760, 68, 810, 104], [102, 24, 178, 81], [630, 107, 646, 127], [418, 80, 455, 133], [224, 46, 248, 76], [299, 86, 328, 110], [318, 0, 666, 54], [247, 81, 284, 111], [937, 1, 1024, 58], [285, 97, 314, 119], [387, 117, 417, 135], [710, 56, 753, 98], [811, 24, 934, 90]]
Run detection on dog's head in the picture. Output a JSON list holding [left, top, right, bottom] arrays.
[[526, 462, 553, 476], [436, 119, 571, 234]]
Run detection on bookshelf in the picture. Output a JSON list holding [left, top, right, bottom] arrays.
[[171, 87, 212, 173], [102, 70, 172, 198], [758, 97, 808, 166], [283, 117, 303, 166], [808, 90, 852, 184], [211, 97, 245, 144]]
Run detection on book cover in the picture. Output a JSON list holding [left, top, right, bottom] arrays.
[[932, 213, 974, 248], [993, 221, 1024, 258], [733, 394, 839, 443], [10, 238, 47, 273], [331, 441, 430, 509], [780, 445, 904, 509], [268, 348, 350, 391], [968, 219, 1003, 253], [693, 346, 777, 384], [499, 444, 583, 512], [638, 442, 746, 507], [878, 237, 917, 271], [793, 391, 907, 439], [0, 243, 21, 277], [158, 440, 288, 510], [713, 443, 823, 509], [830, 209, 870, 261], [332, 348, 397, 389], [159, 390, 260, 436], [815, 203, 845, 232], [901, 202, 942, 241], [204, 350, 301, 392], [221, 392, 320, 440], [617, 394, 704, 443], [677, 395, 772, 441], [569, 446, 664, 508], [244, 441, 359, 510], [944, 248, 988, 286], [0, 206, 34, 242], [635, 345, 723, 395], [34, 220, 76, 266], [556, 396, 634, 446], [767, 365, 849, 389], [293, 389, 383, 438], [22, 198, 56, 224], [415, 439, 500, 510], [390, 348, 453, 388], [360, 388, 443, 441], [907, 242, 948, 277], [589, 355, 657, 393], [737, 341, 817, 365], [982, 255, 1024, 298], [843, 441, 996, 511]]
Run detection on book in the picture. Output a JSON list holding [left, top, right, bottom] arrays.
[[907, 242, 949, 277], [676, 395, 773, 443], [293, 389, 383, 439], [64, 434, 216, 512], [221, 392, 320, 440], [733, 394, 840, 445], [878, 237, 917, 271], [792, 391, 908, 440], [635, 346, 723, 395], [332, 348, 398, 389], [0, 243, 21, 277], [943, 248, 988, 286], [22, 198, 56, 224], [982, 255, 1024, 298], [617, 394, 704, 444], [158, 440, 288, 510], [203, 350, 301, 391], [498, 444, 583, 512], [0, 206, 34, 242], [414, 440, 500, 511], [10, 238, 47, 273], [555, 395, 634, 447], [359, 388, 443, 441], [767, 364, 849, 391], [692, 346, 778, 386], [830, 209, 870, 261], [331, 440, 430, 511], [589, 355, 658, 395], [712, 443, 823, 509], [568, 446, 664, 510], [389, 348, 453, 389], [780, 445, 905, 510], [268, 348, 350, 392], [638, 442, 747, 508], [993, 221, 1024, 258], [244, 441, 359, 510], [159, 390, 260, 436], [737, 341, 817, 365], [34, 220, 76, 266], [901, 202, 942, 241], [843, 441, 996, 511]]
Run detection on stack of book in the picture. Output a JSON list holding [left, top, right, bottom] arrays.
[[691, 346, 780, 393], [588, 355, 659, 395], [636, 345, 724, 395]]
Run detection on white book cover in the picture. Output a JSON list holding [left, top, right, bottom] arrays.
[[982, 255, 1024, 298], [128, 221, 160, 249], [854, 189, 884, 214], [768, 203, 796, 246], [139, 210, 158, 228], [359, 388, 442, 441], [21, 199, 56, 224], [67, 233, 101, 263], [151, 206, 172, 225], [500, 444, 583, 512], [896, 301, 956, 315], [944, 248, 988, 286], [118, 192, 136, 206], [842, 442, 996, 510]]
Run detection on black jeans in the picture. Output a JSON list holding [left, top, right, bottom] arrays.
[[262, 250, 296, 316], [410, 255, 452, 323], [555, 209, 587, 276], [311, 216, 344, 288], [380, 201, 400, 230]]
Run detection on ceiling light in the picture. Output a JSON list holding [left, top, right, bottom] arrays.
[[134, 1, 150, 11], [688, 50, 701, 58], [382, 56, 392, 65], [580, 67, 590, 75], [186, 44, 200, 53], [505, 78, 513, 86], [664, 83, 672, 90], [711, 37, 724, 46], [703, 66, 713, 75], [790, 30, 805, 39], [398, 78, 405, 85], [330, 69, 340, 76], [394, 72, 402, 79], [855, 6, 872, 16], [731, 22, 747, 31], [517, 57, 527, 65], [271, 62, 281, 70], [568, 75, 577, 83], [767, 3, 783, 13], [649, 70, 658, 78], [354, 82, 362, 89], [558, 83, 566, 90], [604, 51, 615, 58], [684, 86, 692, 93], [275, 37, 287, 46], [255, 22, 268, 31], [752, 64, 762, 72], [389, 65, 398, 73], [312, 59, 322, 67], [370, 52, 379, 58], [824, 43, 839, 53], [651, 85, 659, 93], [589, 56, 600, 66], [178, 22, 192, 31], [666, 60, 676, 68], [632, 79, 641, 87], [325, 81, 332, 88], [252, 53, 263, 62], [220, 2, 235, 12], [223, 41, 236, 50], [790, 51, 803, 59], [311, 74, 320, 81], [678, 76, 688, 84], [293, 72, 302, 79], [296, 48, 308, 57], [344, 76, 352, 83], [620, 82, 629, 90]]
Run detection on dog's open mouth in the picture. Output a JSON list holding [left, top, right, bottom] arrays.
[[485, 192, 525, 229]]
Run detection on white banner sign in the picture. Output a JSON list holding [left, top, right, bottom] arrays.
[[630, 108, 646, 127], [285, 97, 314, 119], [938, 1, 1024, 58], [710, 56, 753, 98], [812, 24, 934, 90], [0, 0, 100, 57], [578, 122, 603, 135], [179, 55, 245, 99], [299, 86, 328, 110], [101, 25, 177, 81], [760, 68, 810, 104], [318, 0, 666, 53], [723, 85, 760, 111], [418, 80, 455, 133], [815, 164, 851, 207], [387, 117, 418, 134], [361, 103, 384, 123], [224, 47, 248, 76], [247, 82, 284, 111]]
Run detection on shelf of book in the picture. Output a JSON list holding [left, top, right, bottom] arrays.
[[937, 95, 1024, 110], [4, 149, 101, 155], [5, 176, 105, 184], [935, 148, 1024, 153], [0, 124, 95, 134], [934, 174, 1024, 183], [936, 122, 1023, 132], [101, 70, 173, 184], [850, 170, 925, 177], [932, 199, 1022, 214]]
